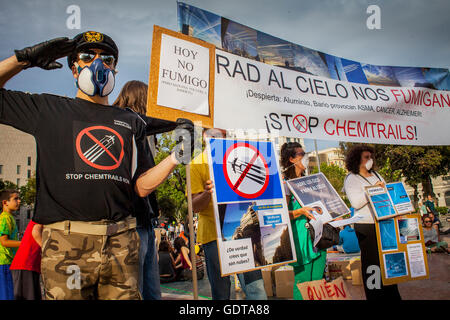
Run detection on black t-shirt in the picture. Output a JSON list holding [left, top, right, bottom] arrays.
[[0, 89, 152, 224], [131, 113, 177, 228]]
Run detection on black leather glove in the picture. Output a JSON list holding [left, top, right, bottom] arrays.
[[173, 118, 195, 164], [14, 37, 76, 70]]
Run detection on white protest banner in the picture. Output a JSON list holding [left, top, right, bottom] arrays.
[[177, 3, 449, 145], [213, 49, 449, 145], [206, 138, 296, 276]]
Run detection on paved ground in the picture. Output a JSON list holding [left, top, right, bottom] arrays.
[[161, 214, 450, 300]]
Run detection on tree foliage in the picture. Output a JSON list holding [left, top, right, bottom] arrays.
[[340, 142, 450, 205], [0, 175, 36, 207], [154, 132, 188, 223], [310, 163, 347, 197]]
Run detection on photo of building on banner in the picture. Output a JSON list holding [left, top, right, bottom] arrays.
[[206, 138, 296, 276], [177, 2, 450, 146]]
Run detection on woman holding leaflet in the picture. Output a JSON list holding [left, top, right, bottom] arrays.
[[343, 145, 401, 300], [280, 142, 327, 300]]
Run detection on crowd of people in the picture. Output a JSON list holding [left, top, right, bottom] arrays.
[[0, 30, 447, 301]]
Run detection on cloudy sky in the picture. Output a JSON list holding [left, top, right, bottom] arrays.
[[1, 0, 448, 149]]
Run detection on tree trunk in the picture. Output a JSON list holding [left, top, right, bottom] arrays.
[[411, 184, 419, 208], [421, 176, 434, 198]]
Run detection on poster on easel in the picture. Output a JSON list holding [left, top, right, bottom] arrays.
[[206, 138, 296, 276], [374, 214, 429, 285]]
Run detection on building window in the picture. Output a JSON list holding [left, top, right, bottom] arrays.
[[27, 156, 31, 166], [17, 165, 21, 174], [0, 165, 2, 174], [16, 178, 20, 187], [27, 170, 31, 179]]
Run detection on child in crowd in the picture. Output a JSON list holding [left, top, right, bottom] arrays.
[[0, 189, 21, 300], [158, 240, 177, 283], [10, 220, 43, 299]]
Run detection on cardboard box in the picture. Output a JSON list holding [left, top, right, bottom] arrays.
[[261, 268, 273, 297], [328, 260, 352, 280], [274, 266, 294, 298], [327, 257, 362, 282], [350, 259, 363, 286]]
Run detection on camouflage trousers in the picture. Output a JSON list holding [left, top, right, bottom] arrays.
[[41, 222, 141, 300]]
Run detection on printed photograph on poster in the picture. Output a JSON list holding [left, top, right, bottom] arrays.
[[379, 219, 398, 251], [406, 243, 427, 278], [384, 252, 408, 279], [398, 217, 420, 243], [260, 224, 293, 265], [286, 173, 350, 222], [386, 182, 414, 214], [365, 185, 399, 220]]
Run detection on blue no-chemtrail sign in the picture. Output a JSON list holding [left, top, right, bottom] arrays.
[[208, 138, 283, 203]]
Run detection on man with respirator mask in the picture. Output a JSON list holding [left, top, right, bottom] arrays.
[[0, 31, 195, 300]]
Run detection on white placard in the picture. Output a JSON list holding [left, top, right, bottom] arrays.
[[407, 243, 427, 278], [157, 34, 210, 115], [220, 238, 255, 275]]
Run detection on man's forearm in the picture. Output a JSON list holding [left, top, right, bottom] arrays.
[[135, 152, 179, 197], [192, 191, 212, 213], [0, 55, 27, 88], [0, 239, 21, 248]]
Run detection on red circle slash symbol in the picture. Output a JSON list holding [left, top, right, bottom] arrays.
[[293, 114, 308, 133], [223, 142, 269, 199], [76, 126, 124, 170]]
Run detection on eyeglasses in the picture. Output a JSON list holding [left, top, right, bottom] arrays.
[[424, 220, 431, 223], [295, 151, 306, 157], [78, 51, 115, 66]]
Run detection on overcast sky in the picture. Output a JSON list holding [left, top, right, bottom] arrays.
[[1, 0, 448, 150]]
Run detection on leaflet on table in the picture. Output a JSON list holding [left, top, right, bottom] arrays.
[[286, 173, 350, 223], [206, 138, 297, 276], [328, 214, 364, 228], [365, 185, 401, 221], [386, 182, 414, 214]]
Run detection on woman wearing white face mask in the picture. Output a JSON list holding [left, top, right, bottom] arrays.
[[280, 142, 327, 300], [343, 145, 401, 300]]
